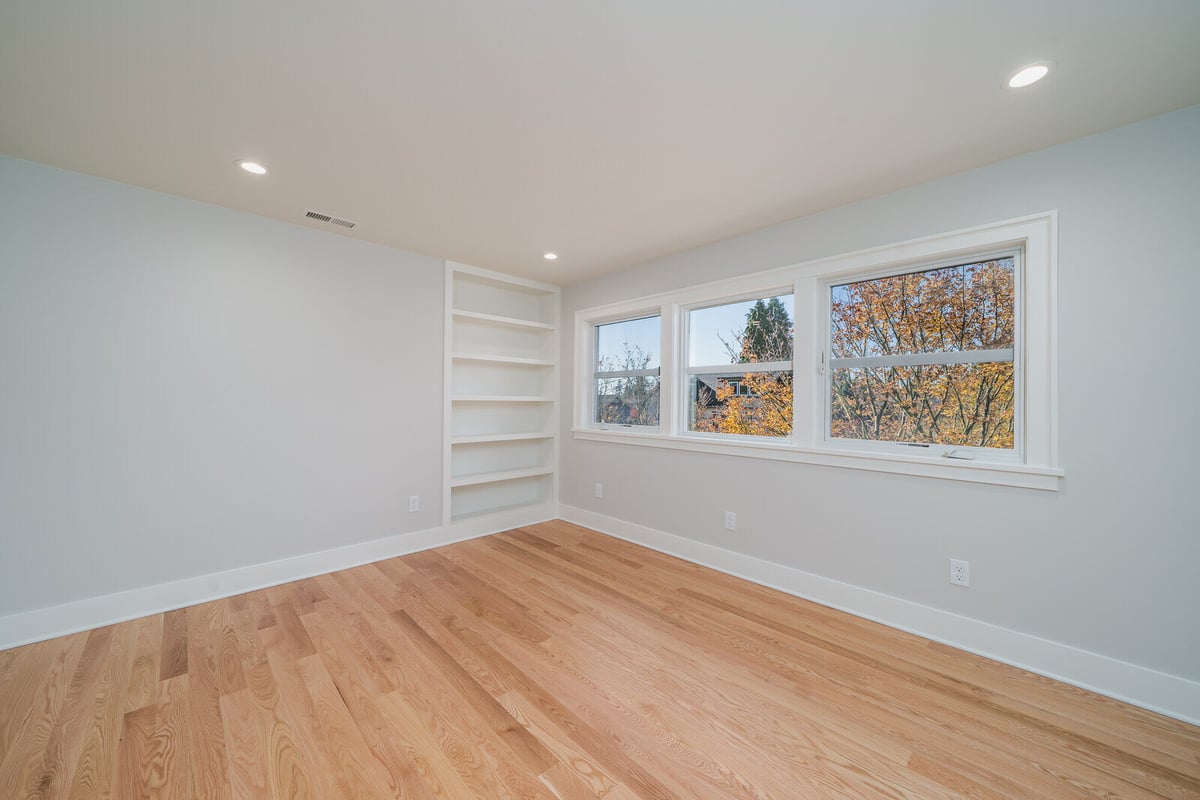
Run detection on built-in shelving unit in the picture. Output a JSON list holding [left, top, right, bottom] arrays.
[[444, 262, 559, 526]]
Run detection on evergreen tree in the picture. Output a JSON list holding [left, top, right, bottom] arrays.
[[739, 297, 792, 363]]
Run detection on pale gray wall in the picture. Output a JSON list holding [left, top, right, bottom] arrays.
[[560, 106, 1200, 682], [0, 156, 443, 615]]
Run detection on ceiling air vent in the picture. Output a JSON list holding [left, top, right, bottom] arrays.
[[304, 209, 357, 229]]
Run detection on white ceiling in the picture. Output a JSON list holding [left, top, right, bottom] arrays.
[[2, 2, 1199, 285]]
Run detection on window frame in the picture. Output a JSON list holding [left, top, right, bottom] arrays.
[[572, 212, 1060, 490]]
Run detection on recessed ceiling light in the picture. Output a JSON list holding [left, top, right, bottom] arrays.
[[543, 252, 558, 261], [237, 160, 268, 175], [1007, 63, 1050, 89]]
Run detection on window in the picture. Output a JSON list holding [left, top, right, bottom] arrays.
[[594, 315, 660, 426], [687, 294, 794, 437], [827, 255, 1017, 454], [573, 213, 1059, 489]]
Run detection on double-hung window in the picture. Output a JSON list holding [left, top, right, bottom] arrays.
[[593, 315, 661, 427], [826, 254, 1018, 457], [687, 293, 794, 437]]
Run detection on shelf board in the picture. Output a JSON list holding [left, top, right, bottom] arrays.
[[452, 309, 554, 332], [451, 267, 557, 296], [451, 352, 554, 366], [450, 466, 554, 488], [451, 395, 554, 403], [450, 498, 547, 523], [451, 432, 554, 445]]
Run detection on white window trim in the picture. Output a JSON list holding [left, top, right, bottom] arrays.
[[573, 212, 1061, 491]]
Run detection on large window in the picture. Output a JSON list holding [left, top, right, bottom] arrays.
[[594, 315, 660, 426], [828, 256, 1017, 453], [688, 294, 794, 437], [574, 214, 1059, 489]]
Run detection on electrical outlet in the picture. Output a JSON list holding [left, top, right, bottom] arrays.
[[949, 558, 970, 587], [594, 482, 603, 499], [408, 495, 420, 513], [724, 511, 737, 531]]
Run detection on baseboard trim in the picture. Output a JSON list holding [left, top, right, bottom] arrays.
[[0, 502, 556, 651], [558, 504, 1200, 727]]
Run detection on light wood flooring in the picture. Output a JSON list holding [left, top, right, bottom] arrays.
[[1, 520, 1198, 798]]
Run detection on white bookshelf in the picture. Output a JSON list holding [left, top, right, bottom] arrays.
[[444, 263, 558, 525]]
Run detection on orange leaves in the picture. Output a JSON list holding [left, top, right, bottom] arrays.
[[831, 364, 1014, 448], [695, 373, 793, 438], [829, 259, 1016, 449], [832, 260, 1015, 359]]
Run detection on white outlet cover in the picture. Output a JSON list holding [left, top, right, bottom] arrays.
[[949, 558, 970, 587], [594, 482, 603, 498], [408, 495, 420, 512]]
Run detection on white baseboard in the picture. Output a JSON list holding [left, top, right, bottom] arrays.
[[558, 504, 1200, 727], [0, 502, 556, 652]]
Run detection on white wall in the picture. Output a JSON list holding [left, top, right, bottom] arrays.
[[0, 156, 443, 617], [560, 107, 1200, 688]]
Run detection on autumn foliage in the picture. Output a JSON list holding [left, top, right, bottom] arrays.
[[830, 259, 1015, 448], [690, 259, 1015, 447], [692, 297, 794, 437]]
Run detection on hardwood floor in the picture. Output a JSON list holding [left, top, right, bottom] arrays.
[[1, 521, 1198, 799]]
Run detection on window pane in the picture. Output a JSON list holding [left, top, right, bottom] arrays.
[[690, 371, 791, 437], [595, 315, 660, 426], [830, 362, 1015, 449], [687, 295, 793, 437], [596, 376, 660, 425], [831, 258, 1014, 359], [596, 316, 660, 373], [689, 295, 793, 366]]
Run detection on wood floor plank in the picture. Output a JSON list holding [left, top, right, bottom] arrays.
[[158, 608, 188, 681], [319, 571, 561, 800], [117, 703, 162, 799], [219, 687, 270, 799], [2, 521, 1198, 799], [241, 660, 313, 799], [293, 619, 439, 798], [185, 603, 232, 800], [0, 638, 65, 767], [0, 626, 112, 799], [497, 688, 636, 800], [0, 631, 90, 796], [392, 609, 556, 774], [124, 614, 163, 713], [64, 619, 139, 800], [0, 639, 49, 764], [266, 648, 389, 800], [156, 674, 195, 800]]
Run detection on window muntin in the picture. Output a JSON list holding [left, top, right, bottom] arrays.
[[594, 315, 661, 426], [827, 255, 1017, 450], [687, 294, 794, 437]]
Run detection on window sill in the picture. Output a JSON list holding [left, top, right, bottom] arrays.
[[571, 427, 1063, 491]]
